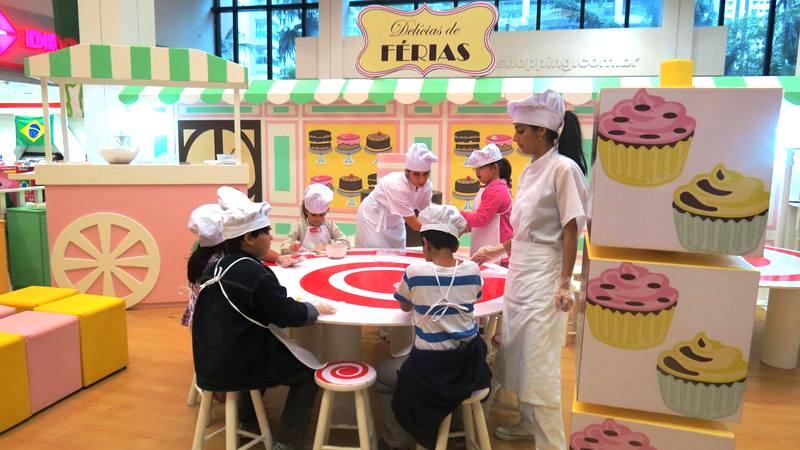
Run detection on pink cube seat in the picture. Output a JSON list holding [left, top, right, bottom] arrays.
[[0, 304, 16, 319], [0, 311, 82, 413]]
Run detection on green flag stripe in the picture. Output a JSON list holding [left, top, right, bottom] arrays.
[[419, 78, 448, 104], [169, 48, 190, 82], [201, 88, 224, 104], [49, 47, 71, 78], [778, 76, 800, 93], [713, 76, 746, 87], [90, 45, 113, 79], [593, 77, 622, 91], [785, 92, 800, 106], [472, 78, 503, 104], [208, 55, 228, 83], [130, 46, 152, 80], [244, 80, 273, 103], [159, 87, 184, 104], [290, 79, 320, 104], [369, 79, 398, 104], [119, 86, 145, 105]]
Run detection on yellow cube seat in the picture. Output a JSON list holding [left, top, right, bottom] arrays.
[[0, 286, 79, 311], [35, 294, 128, 386], [0, 332, 31, 432]]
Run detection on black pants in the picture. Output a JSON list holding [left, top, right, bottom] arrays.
[[239, 369, 319, 446]]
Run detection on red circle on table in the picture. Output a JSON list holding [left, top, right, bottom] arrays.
[[299, 261, 506, 309]]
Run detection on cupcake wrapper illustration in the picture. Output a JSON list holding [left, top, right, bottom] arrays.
[[585, 303, 675, 349], [657, 371, 745, 419], [598, 137, 691, 187], [673, 210, 767, 255]]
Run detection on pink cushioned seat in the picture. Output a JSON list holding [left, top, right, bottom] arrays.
[[0, 311, 82, 413], [0, 304, 16, 319]]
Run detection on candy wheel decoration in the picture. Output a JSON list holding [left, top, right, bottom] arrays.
[[51, 213, 161, 308], [315, 361, 376, 386]]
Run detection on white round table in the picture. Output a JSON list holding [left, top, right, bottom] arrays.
[[743, 246, 800, 369]]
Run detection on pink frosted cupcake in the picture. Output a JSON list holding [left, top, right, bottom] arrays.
[[598, 89, 696, 187], [570, 419, 657, 450], [586, 262, 678, 349]]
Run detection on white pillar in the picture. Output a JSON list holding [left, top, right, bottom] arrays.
[[675, 0, 696, 59]]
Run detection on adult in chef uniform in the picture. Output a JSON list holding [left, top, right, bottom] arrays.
[[473, 90, 588, 449], [355, 143, 438, 248], [460, 144, 513, 261]]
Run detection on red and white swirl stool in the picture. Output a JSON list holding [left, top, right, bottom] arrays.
[[312, 361, 377, 450], [417, 387, 492, 450], [192, 390, 272, 450]]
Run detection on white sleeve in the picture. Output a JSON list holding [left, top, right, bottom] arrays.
[[555, 162, 588, 231], [383, 174, 416, 218]]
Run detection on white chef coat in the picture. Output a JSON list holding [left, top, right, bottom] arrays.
[[355, 171, 432, 248]]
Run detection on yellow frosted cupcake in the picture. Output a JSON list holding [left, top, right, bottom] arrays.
[[657, 332, 748, 419], [673, 164, 769, 255], [597, 88, 695, 187]]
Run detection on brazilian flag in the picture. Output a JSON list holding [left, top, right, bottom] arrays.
[[15, 115, 54, 147]]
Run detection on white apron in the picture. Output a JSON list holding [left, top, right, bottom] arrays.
[[355, 194, 406, 248], [199, 257, 325, 370], [301, 224, 332, 252], [500, 240, 563, 406], [469, 187, 511, 256]]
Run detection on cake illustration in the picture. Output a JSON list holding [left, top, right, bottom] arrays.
[[585, 262, 678, 349], [308, 129, 332, 153], [570, 419, 657, 450], [365, 131, 392, 154], [310, 175, 334, 192], [672, 164, 769, 255], [367, 173, 377, 190], [335, 133, 361, 165], [597, 89, 696, 186], [453, 176, 480, 197], [453, 130, 481, 156], [486, 134, 513, 156], [657, 332, 748, 419], [338, 174, 363, 193]]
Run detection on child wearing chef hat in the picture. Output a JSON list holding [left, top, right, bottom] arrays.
[[374, 204, 491, 450], [281, 183, 350, 254], [192, 189, 335, 449], [182, 203, 226, 327]]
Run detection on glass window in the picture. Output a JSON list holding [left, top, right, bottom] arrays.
[[724, 8, 768, 75], [219, 12, 234, 61], [769, 0, 800, 75], [584, 0, 624, 28], [498, 0, 536, 31], [254, 18, 267, 39], [347, 3, 415, 36], [272, 9, 303, 79], [238, 10, 269, 79], [427, 1, 457, 11], [271, 0, 304, 4], [305, 7, 320, 38], [540, 0, 580, 30], [219, 0, 233, 7], [694, 0, 720, 26], [238, 0, 267, 5], [628, 0, 661, 28]]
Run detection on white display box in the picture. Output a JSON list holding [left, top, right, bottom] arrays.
[[575, 241, 759, 422], [588, 87, 782, 256]]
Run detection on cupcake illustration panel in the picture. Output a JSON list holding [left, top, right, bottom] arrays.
[[569, 411, 735, 450], [305, 123, 397, 210], [446, 123, 530, 211], [575, 246, 759, 422], [589, 88, 782, 257]]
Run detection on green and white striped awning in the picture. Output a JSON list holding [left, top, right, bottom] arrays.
[[117, 75, 800, 106], [25, 44, 248, 89]]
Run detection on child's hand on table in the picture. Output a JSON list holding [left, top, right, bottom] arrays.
[[311, 301, 337, 315]]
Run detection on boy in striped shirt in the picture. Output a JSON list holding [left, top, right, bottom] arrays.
[[376, 204, 492, 450]]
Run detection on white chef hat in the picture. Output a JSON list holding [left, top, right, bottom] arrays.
[[465, 144, 503, 168], [188, 204, 225, 247], [217, 185, 250, 210], [217, 186, 272, 239], [419, 204, 467, 238], [507, 89, 565, 132], [405, 143, 439, 172], [304, 183, 333, 214]]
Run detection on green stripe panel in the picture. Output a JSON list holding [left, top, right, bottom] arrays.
[[456, 106, 507, 114], [419, 78, 448, 104], [414, 137, 433, 151], [472, 78, 503, 104], [414, 106, 433, 113], [159, 87, 184, 104], [272, 106, 290, 113], [23, 57, 30, 76], [369, 79, 398, 104], [573, 105, 594, 114], [244, 80, 273, 104], [49, 48, 71, 78], [119, 86, 145, 105], [169, 48, 191, 82], [713, 77, 746, 88], [130, 46, 151, 80], [785, 93, 800, 106], [290, 79, 320, 104], [184, 106, 253, 113], [275, 223, 292, 235], [311, 105, 386, 113], [201, 88, 224, 104], [458, 234, 471, 247], [593, 77, 621, 92], [90, 45, 112, 79], [778, 76, 800, 93], [207, 54, 228, 83], [338, 223, 356, 236], [274, 136, 291, 192]]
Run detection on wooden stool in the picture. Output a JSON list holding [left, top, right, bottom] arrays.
[[188, 372, 201, 406], [417, 388, 492, 450], [192, 390, 272, 450], [312, 361, 377, 450]]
